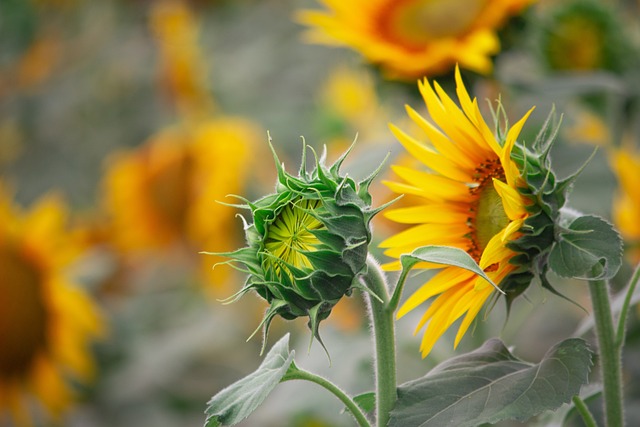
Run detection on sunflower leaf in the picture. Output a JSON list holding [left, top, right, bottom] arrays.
[[549, 215, 623, 280], [389, 338, 593, 427], [203, 334, 295, 427], [342, 391, 376, 416], [400, 245, 501, 293]]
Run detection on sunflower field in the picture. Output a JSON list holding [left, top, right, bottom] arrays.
[[1, 1, 640, 426]]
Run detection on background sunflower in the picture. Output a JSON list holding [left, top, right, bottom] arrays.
[[298, 0, 535, 79], [0, 185, 103, 426]]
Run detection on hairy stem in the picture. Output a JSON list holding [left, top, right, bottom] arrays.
[[362, 255, 397, 427], [616, 263, 640, 348], [572, 395, 598, 427], [284, 366, 371, 427], [588, 275, 624, 426]]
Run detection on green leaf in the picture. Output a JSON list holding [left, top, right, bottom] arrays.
[[400, 246, 501, 293], [353, 392, 376, 414], [204, 334, 295, 426], [549, 215, 623, 280], [389, 338, 593, 427]]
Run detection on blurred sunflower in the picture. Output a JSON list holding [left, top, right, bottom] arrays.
[[103, 117, 260, 288], [539, 0, 629, 73], [0, 184, 103, 425], [380, 67, 534, 357], [297, 0, 534, 79], [611, 148, 640, 263]]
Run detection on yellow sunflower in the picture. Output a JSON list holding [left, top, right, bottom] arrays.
[[297, 0, 534, 79], [0, 184, 103, 425], [611, 148, 640, 263], [380, 67, 534, 357], [102, 117, 260, 289]]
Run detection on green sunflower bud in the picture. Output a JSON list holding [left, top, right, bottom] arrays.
[[214, 137, 389, 351]]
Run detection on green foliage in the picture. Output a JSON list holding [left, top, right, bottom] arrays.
[[400, 246, 501, 292], [347, 392, 376, 417], [0, 0, 37, 63], [389, 338, 593, 427], [538, 0, 632, 74], [203, 334, 295, 427], [549, 214, 623, 280], [507, 110, 567, 307]]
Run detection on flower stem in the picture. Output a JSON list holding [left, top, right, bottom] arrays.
[[362, 255, 397, 427], [572, 395, 598, 427], [284, 366, 371, 427], [588, 274, 624, 427], [616, 262, 640, 348]]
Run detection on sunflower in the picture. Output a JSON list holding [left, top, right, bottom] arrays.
[[0, 184, 103, 425], [380, 67, 535, 357], [214, 140, 385, 346], [297, 0, 534, 79], [102, 117, 260, 288], [539, 0, 629, 73], [611, 148, 640, 263]]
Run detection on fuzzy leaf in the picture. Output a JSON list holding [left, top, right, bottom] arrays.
[[549, 215, 623, 280], [389, 338, 592, 427], [345, 392, 376, 416], [204, 334, 295, 426], [400, 246, 501, 293]]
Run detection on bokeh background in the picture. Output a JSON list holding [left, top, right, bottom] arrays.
[[1, 0, 640, 426]]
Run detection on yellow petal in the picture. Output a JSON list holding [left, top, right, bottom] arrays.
[[397, 267, 475, 318], [384, 205, 468, 224], [379, 223, 467, 249], [389, 165, 470, 201], [501, 107, 534, 187], [389, 123, 471, 182], [454, 285, 493, 347], [492, 178, 527, 220], [406, 105, 481, 170]]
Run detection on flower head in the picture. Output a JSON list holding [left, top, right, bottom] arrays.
[[297, 0, 534, 79], [103, 117, 260, 289], [539, 0, 630, 73], [215, 138, 387, 348], [381, 67, 566, 357], [0, 184, 104, 425]]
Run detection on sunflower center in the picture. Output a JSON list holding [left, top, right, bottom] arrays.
[[378, 0, 487, 47], [0, 244, 48, 379], [146, 146, 192, 233], [263, 199, 325, 276], [468, 159, 509, 260]]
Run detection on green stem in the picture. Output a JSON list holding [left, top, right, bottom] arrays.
[[362, 255, 397, 427], [572, 395, 598, 427], [284, 367, 372, 427], [616, 263, 640, 348], [588, 275, 624, 427]]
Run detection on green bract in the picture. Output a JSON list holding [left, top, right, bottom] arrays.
[[502, 111, 570, 311], [501, 110, 621, 311], [215, 138, 389, 349]]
